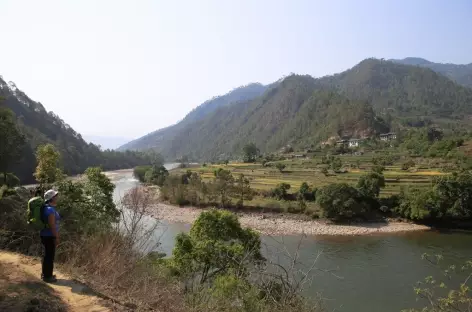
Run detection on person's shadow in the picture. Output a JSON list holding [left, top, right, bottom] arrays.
[[55, 278, 96, 296]]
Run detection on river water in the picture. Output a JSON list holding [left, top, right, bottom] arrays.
[[108, 168, 472, 312]]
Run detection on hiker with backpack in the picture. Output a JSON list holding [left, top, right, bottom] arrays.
[[27, 188, 61, 283]]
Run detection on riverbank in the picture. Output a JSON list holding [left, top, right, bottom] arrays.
[[146, 203, 430, 236]]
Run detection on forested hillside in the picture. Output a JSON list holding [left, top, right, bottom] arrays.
[[122, 74, 390, 160], [120, 58, 472, 161], [392, 57, 472, 88], [319, 59, 472, 124], [0, 76, 152, 183], [118, 83, 268, 152]]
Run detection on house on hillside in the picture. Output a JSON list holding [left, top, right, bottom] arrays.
[[348, 138, 363, 148], [380, 132, 397, 141], [336, 138, 363, 148]]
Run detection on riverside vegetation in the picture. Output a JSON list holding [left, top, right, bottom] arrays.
[[0, 142, 469, 311], [136, 134, 472, 228]]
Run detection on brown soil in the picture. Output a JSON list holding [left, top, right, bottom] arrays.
[[0, 251, 117, 312]]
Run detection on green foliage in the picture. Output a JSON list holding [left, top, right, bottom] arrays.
[[133, 165, 152, 182], [371, 165, 385, 174], [170, 209, 264, 284], [0, 107, 26, 184], [397, 172, 472, 221], [144, 165, 169, 186], [275, 163, 286, 172], [0, 173, 20, 188], [213, 169, 235, 207], [404, 255, 472, 312], [234, 174, 252, 207], [322, 155, 343, 171], [372, 155, 396, 166], [56, 167, 118, 236], [33, 144, 63, 186], [356, 172, 385, 198], [298, 182, 316, 201], [316, 183, 371, 220], [243, 143, 259, 163], [271, 183, 291, 200]]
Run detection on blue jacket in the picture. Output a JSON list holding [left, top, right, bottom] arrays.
[[40, 204, 60, 237]]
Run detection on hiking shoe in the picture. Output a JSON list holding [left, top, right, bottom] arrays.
[[42, 276, 57, 283]]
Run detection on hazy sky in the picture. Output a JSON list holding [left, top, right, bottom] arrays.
[[1, 0, 471, 139]]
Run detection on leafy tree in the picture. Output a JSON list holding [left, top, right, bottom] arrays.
[[243, 143, 259, 163], [234, 174, 252, 207], [316, 183, 370, 219], [271, 183, 291, 200], [275, 163, 286, 172], [298, 182, 316, 201], [213, 168, 234, 207], [330, 157, 343, 171], [171, 209, 264, 284], [83, 167, 118, 222], [144, 165, 169, 186], [0, 107, 26, 184], [56, 167, 118, 236], [371, 165, 385, 174], [133, 165, 152, 182], [33, 144, 63, 186], [357, 172, 386, 198]]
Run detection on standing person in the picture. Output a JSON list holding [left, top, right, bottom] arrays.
[[41, 189, 60, 283]]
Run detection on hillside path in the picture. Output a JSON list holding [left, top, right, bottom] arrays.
[[0, 250, 112, 312]]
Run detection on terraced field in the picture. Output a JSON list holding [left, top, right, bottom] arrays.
[[174, 156, 445, 198]]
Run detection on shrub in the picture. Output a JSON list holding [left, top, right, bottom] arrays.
[[316, 183, 371, 220], [271, 183, 291, 200]]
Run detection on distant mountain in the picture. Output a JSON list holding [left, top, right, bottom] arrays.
[[83, 135, 132, 150], [0, 76, 152, 183], [118, 83, 268, 152], [391, 57, 472, 88], [120, 58, 472, 161], [319, 58, 472, 121]]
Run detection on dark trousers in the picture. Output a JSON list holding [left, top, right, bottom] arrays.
[[41, 236, 56, 278]]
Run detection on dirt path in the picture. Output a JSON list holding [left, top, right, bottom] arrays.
[[0, 251, 113, 312]]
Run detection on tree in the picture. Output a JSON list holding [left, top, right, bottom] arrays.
[[213, 168, 234, 207], [271, 183, 291, 200], [316, 183, 370, 219], [171, 209, 264, 284], [234, 174, 252, 207], [298, 182, 316, 201], [33, 144, 63, 186], [0, 107, 26, 184], [330, 157, 343, 171], [242, 143, 259, 163], [133, 165, 152, 182], [144, 165, 169, 186], [275, 163, 286, 172], [356, 172, 386, 198]]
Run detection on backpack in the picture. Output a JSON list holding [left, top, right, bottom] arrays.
[[27, 196, 47, 229]]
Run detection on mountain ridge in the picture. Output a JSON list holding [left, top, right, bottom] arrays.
[[119, 57, 472, 160]]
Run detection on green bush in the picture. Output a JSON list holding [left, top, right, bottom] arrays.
[[316, 183, 371, 220], [133, 165, 152, 182]]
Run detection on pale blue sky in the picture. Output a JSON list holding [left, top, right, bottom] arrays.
[[1, 0, 471, 139]]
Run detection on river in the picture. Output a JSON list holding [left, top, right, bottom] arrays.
[[108, 168, 472, 312]]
